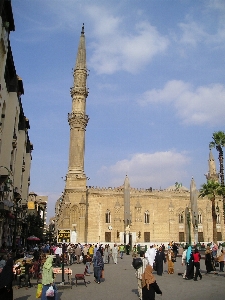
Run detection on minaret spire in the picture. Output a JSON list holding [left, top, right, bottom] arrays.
[[67, 24, 89, 187], [75, 23, 86, 71], [205, 149, 219, 181]]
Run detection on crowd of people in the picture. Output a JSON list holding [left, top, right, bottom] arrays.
[[0, 241, 224, 299], [135, 241, 225, 299]]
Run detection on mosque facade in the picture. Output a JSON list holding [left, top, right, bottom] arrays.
[[55, 26, 224, 245]]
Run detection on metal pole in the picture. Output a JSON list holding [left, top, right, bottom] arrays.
[[187, 211, 191, 245], [62, 242, 65, 283]]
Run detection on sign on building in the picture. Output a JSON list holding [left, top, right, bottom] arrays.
[[57, 229, 71, 243], [27, 201, 35, 209]]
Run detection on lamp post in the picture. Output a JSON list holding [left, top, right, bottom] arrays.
[[61, 242, 66, 284], [193, 212, 198, 245], [186, 208, 191, 245]]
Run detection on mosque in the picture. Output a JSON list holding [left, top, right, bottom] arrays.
[[55, 25, 223, 245]]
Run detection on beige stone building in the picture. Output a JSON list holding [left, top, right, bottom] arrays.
[[55, 26, 224, 246], [0, 1, 33, 248]]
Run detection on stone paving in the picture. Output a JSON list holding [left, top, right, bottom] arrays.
[[13, 254, 225, 300]]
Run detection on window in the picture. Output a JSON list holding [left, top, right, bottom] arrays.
[[216, 213, 220, 224], [217, 232, 222, 241], [105, 210, 111, 223], [105, 232, 111, 242], [144, 232, 150, 242], [71, 205, 78, 223], [198, 213, 202, 224], [179, 232, 184, 242], [144, 211, 149, 224], [198, 232, 204, 242], [178, 213, 184, 223]]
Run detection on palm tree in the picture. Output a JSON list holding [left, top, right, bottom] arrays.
[[209, 131, 225, 221], [199, 180, 225, 243]]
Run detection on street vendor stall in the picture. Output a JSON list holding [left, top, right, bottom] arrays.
[[53, 267, 72, 285]]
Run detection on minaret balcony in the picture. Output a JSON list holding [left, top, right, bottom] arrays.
[[70, 86, 88, 97], [12, 139, 17, 148]]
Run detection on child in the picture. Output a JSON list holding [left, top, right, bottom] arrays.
[[85, 254, 92, 275]]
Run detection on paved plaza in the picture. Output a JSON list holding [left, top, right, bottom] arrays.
[[14, 255, 225, 300]]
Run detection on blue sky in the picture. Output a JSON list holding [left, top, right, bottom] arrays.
[[10, 0, 225, 221]]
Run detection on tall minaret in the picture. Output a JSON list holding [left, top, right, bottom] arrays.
[[205, 149, 219, 182], [66, 24, 89, 189]]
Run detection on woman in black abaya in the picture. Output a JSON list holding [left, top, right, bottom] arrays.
[[155, 246, 166, 276], [0, 257, 14, 300]]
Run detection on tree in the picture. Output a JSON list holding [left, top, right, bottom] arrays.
[[26, 214, 44, 239], [199, 180, 225, 243], [209, 131, 225, 221]]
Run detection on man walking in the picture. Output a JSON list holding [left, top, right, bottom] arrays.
[[119, 244, 125, 259], [112, 244, 118, 264], [193, 248, 202, 281], [145, 244, 156, 267], [54, 245, 62, 267]]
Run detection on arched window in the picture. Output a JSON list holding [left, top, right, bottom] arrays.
[[198, 213, 202, 224], [216, 213, 221, 224], [144, 211, 149, 224], [64, 206, 70, 218], [105, 210, 111, 223], [71, 205, 78, 223], [178, 213, 184, 223]]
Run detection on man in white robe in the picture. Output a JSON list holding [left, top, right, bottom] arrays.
[[145, 244, 156, 267]]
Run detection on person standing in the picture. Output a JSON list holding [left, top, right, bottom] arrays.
[[217, 249, 224, 272], [145, 245, 156, 267], [172, 243, 178, 262], [119, 244, 125, 259], [75, 244, 82, 264], [93, 245, 98, 258], [136, 251, 148, 300], [141, 265, 162, 300], [54, 245, 62, 267], [111, 244, 118, 264], [185, 246, 194, 279], [85, 254, 92, 275], [166, 248, 175, 274], [41, 256, 55, 300], [126, 244, 130, 255], [0, 257, 14, 300], [88, 244, 94, 258], [93, 250, 104, 284], [181, 245, 188, 279], [103, 245, 109, 264], [17, 259, 32, 288], [132, 245, 137, 258], [205, 246, 214, 273], [154, 247, 166, 276], [193, 248, 202, 281]]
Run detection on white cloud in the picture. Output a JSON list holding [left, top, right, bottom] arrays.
[[208, 0, 225, 12], [178, 20, 225, 47], [86, 6, 169, 74], [139, 80, 225, 126], [177, 1, 225, 47], [178, 21, 208, 46], [98, 151, 190, 189]]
